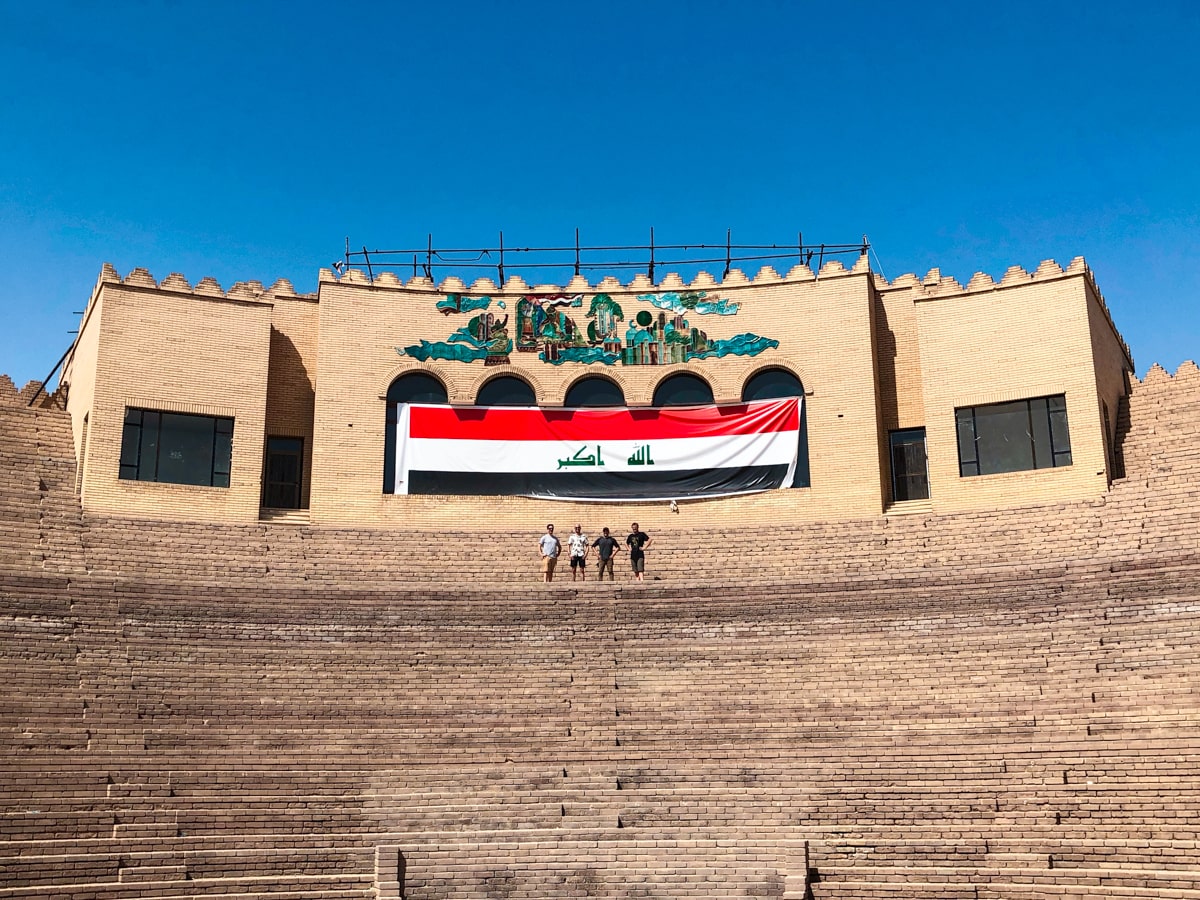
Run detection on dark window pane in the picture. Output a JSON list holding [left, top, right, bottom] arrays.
[[974, 400, 1035, 475], [119, 419, 142, 471], [213, 430, 233, 478], [955, 409, 978, 476], [742, 369, 803, 401], [955, 394, 1071, 478], [653, 374, 713, 407], [138, 412, 160, 481], [387, 373, 448, 405], [476, 376, 535, 407], [1048, 395, 1071, 461], [564, 377, 625, 407], [118, 407, 234, 488], [157, 413, 216, 486], [1030, 397, 1052, 469]]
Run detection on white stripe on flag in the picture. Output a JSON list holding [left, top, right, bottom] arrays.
[[404, 430, 797, 474], [394, 403, 412, 494]]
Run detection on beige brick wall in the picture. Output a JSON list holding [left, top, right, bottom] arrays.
[[263, 288, 319, 507], [61, 267, 111, 493], [912, 261, 1110, 511], [1084, 274, 1135, 480], [64, 255, 1132, 527], [310, 257, 887, 527], [78, 273, 273, 523], [873, 276, 926, 433]]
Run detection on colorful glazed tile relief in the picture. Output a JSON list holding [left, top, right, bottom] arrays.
[[398, 291, 777, 366]]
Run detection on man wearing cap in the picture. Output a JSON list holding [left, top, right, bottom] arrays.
[[592, 527, 620, 581]]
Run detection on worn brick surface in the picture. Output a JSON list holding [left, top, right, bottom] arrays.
[[1, 348, 1199, 898]]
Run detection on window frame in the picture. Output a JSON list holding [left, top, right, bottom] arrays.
[[119, 407, 234, 488], [889, 427, 930, 501], [955, 394, 1071, 478]]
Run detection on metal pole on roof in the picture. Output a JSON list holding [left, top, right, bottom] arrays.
[[25, 343, 74, 407], [648, 227, 655, 284], [498, 231, 505, 287]]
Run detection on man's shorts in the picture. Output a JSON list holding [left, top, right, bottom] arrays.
[[570, 555, 586, 569], [543, 556, 558, 573], [631, 555, 645, 573]]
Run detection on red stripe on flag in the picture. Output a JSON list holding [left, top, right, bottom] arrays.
[[407, 398, 799, 442]]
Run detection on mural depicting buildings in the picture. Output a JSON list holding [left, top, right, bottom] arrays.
[[401, 290, 776, 366]]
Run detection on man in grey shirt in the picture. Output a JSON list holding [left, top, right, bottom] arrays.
[[538, 524, 561, 583]]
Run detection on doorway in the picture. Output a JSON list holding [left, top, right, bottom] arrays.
[[263, 436, 304, 508], [889, 428, 929, 502]]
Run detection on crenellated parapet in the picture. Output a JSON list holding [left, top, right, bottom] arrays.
[[89, 264, 317, 308], [315, 251, 870, 295], [875, 256, 1092, 297], [874, 256, 1133, 367], [1137, 359, 1200, 387], [0, 377, 61, 409]]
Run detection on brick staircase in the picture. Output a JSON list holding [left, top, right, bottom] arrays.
[[2, 365, 1200, 898]]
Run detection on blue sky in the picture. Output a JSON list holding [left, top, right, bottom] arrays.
[[2, 0, 1197, 387]]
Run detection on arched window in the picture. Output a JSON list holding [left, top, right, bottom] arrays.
[[742, 369, 802, 402], [385, 373, 448, 493], [652, 373, 713, 407], [564, 377, 625, 408], [741, 368, 809, 488], [476, 375, 535, 407], [388, 372, 449, 406]]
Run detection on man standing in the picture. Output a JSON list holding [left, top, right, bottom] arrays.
[[539, 524, 561, 583], [626, 522, 652, 582], [567, 524, 590, 581], [592, 527, 620, 581]]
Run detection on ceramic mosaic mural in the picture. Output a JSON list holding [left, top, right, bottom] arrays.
[[398, 291, 777, 366]]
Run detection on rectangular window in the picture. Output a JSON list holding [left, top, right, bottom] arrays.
[[955, 395, 1071, 477], [119, 408, 233, 487]]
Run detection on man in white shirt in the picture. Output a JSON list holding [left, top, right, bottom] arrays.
[[567, 523, 590, 581]]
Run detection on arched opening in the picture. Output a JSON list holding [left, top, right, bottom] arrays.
[[652, 373, 713, 407], [564, 376, 626, 408], [385, 373, 449, 493], [476, 375, 536, 407], [741, 368, 810, 488]]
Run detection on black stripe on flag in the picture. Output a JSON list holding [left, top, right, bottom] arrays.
[[407, 464, 791, 501]]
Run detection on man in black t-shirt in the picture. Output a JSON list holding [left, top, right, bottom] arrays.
[[626, 522, 652, 582], [592, 527, 620, 581]]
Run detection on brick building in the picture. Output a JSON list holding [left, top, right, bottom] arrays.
[[60, 252, 1133, 527]]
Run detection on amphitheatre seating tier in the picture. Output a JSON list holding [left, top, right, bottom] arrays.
[[3, 368, 1200, 897], [0, 401, 83, 576]]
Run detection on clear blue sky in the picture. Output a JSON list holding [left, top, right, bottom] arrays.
[[2, 1, 1197, 387]]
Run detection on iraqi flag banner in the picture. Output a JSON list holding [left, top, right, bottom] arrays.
[[393, 397, 800, 502]]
